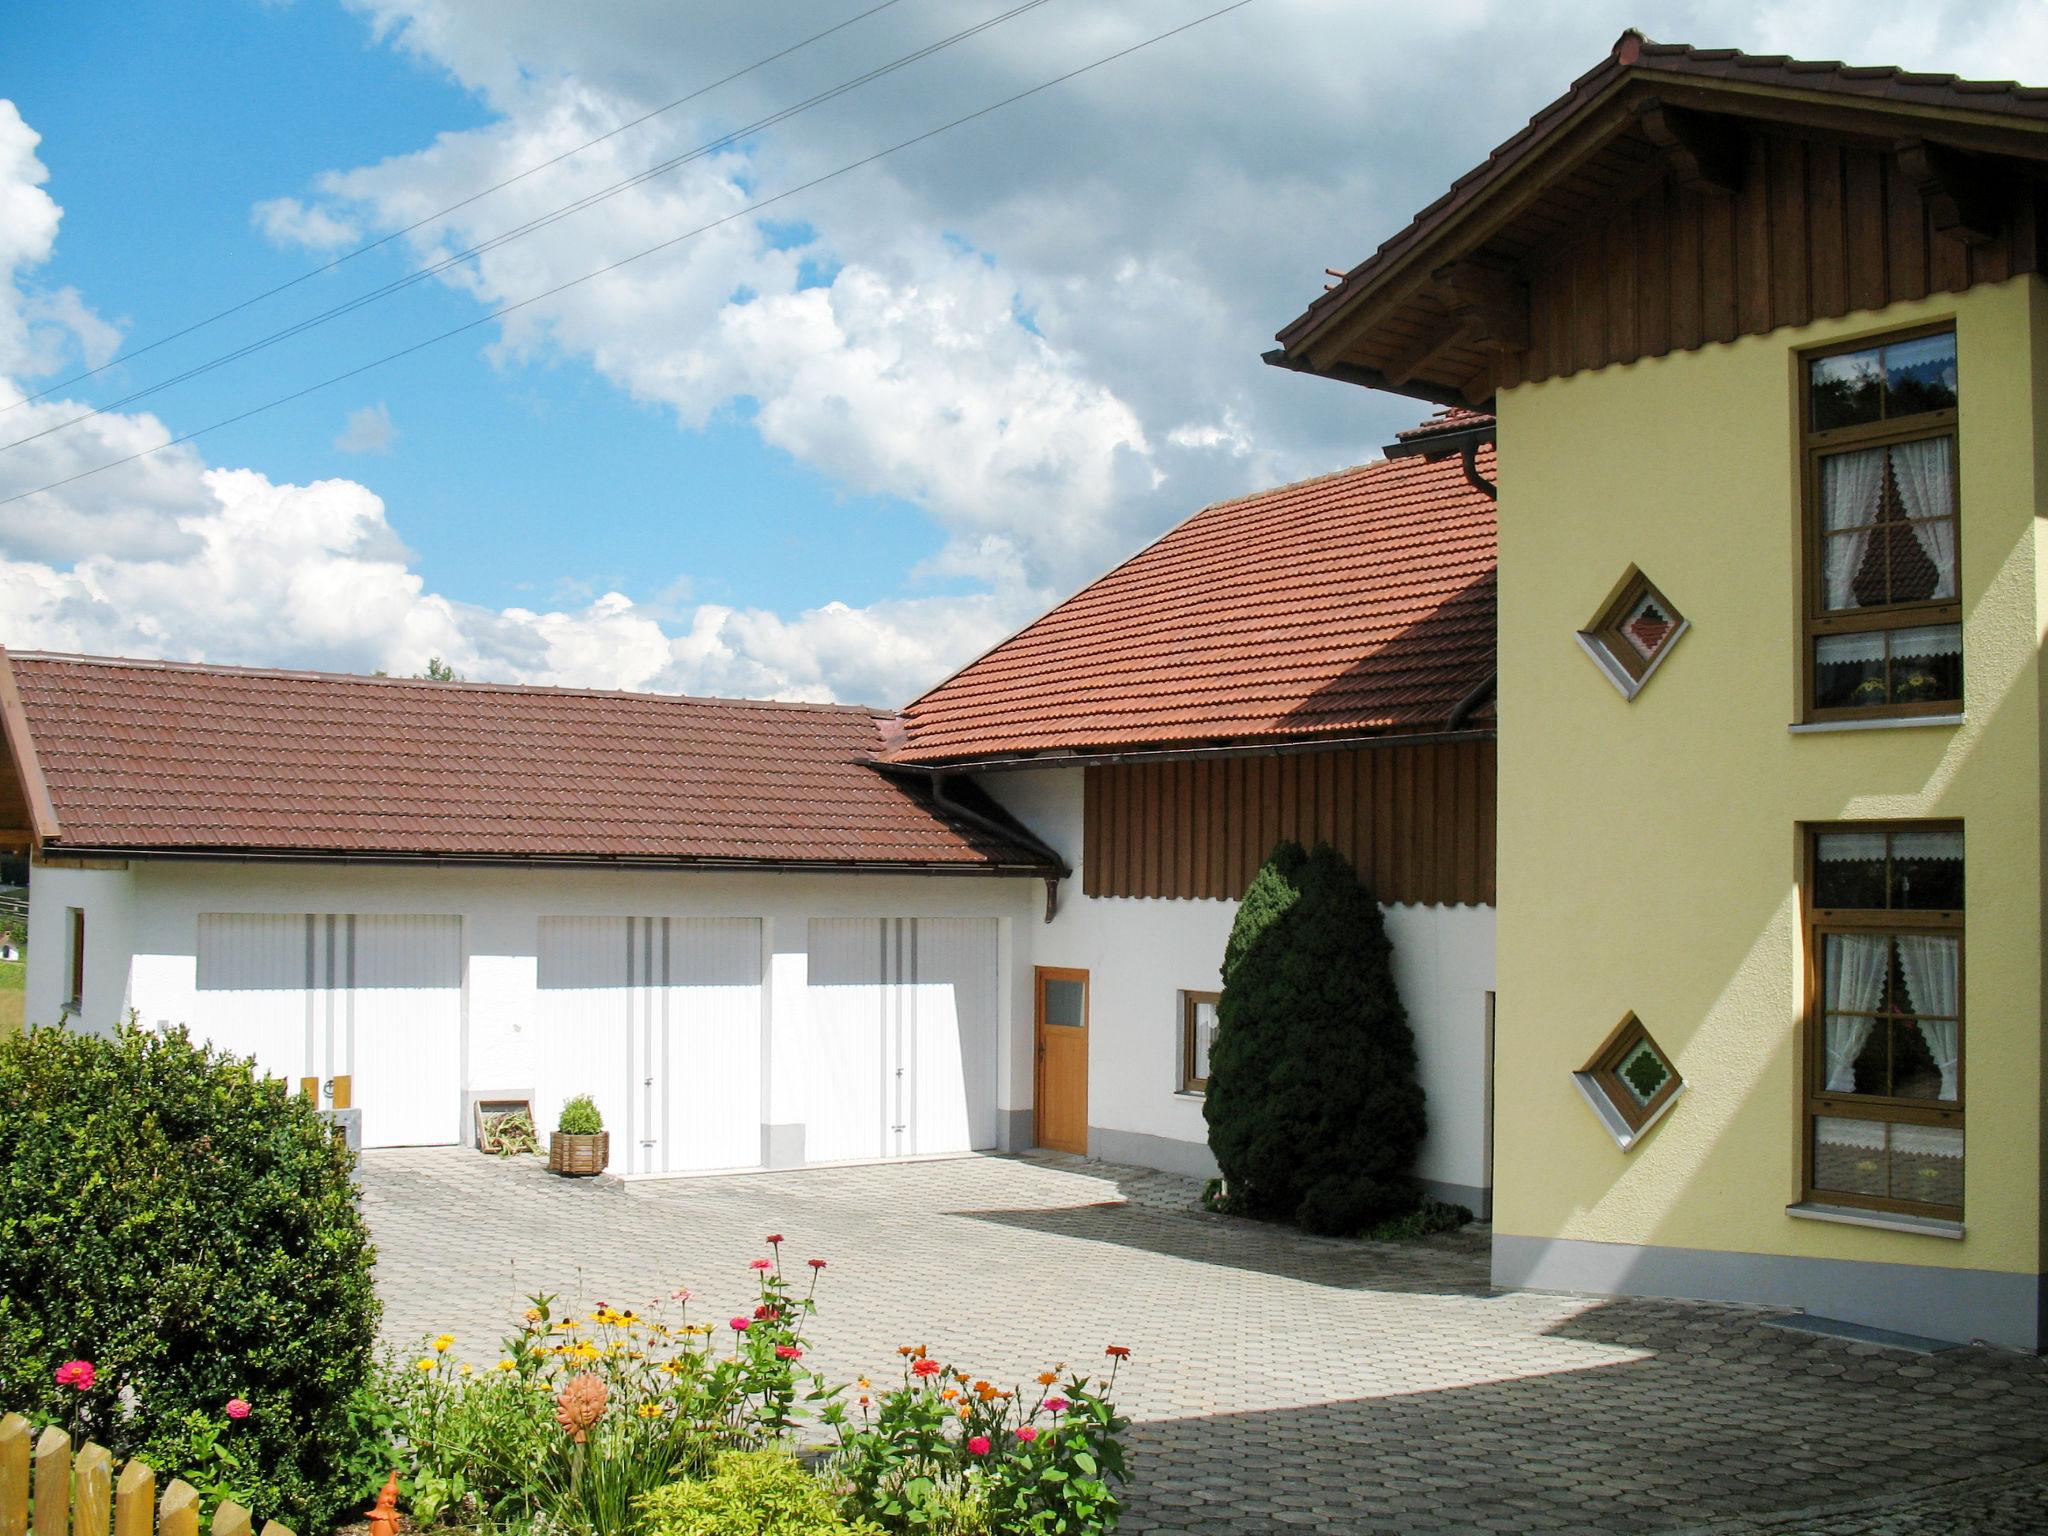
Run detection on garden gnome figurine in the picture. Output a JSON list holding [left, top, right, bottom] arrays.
[[365, 1471, 400, 1536]]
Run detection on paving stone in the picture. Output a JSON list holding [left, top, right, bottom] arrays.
[[360, 1146, 2048, 1533]]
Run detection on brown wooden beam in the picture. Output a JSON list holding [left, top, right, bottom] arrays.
[[1433, 257, 1529, 354], [1381, 315, 1481, 387], [1635, 99, 1744, 195], [1896, 137, 2005, 246]]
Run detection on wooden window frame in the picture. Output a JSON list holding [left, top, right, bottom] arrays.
[[1582, 1012, 1682, 1134], [1578, 566, 1689, 699], [65, 907, 84, 1013], [1179, 990, 1220, 1095], [1799, 322, 1961, 724], [1800, 821, 1964, 1220]]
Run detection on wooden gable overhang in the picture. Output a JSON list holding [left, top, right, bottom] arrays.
[[0, 650, 58, 856], [1270, 31, 2048, 406]]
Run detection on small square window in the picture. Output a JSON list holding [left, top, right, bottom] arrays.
[[1573, 1013, 1684, 1149], [1577, 567, 1689, 699], [1180, 990, 1219, 1094]]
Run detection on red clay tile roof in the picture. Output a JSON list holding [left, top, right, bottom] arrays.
[[0, 654, 1053, 870], [1395, 408, 1494, 444], [890, 446, 1496, 764], [1276, 31, 2048, 366]]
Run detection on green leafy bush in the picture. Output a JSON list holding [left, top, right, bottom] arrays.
[[1361, 1199, 1473, 1241], [1203, 841, 1428, 1235], [557, 1095, 603, 1135], [640, 1451, 885, 1536], [0, 1023, 379, 1528]]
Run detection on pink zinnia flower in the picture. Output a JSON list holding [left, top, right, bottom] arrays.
[[729, 1317, 750, 1332], [1016, 1426, 1038, 1443], [775, 1345, 802, 1360], [224, 1398, 251, 1420], [54, 1361, 95, 1392], [671, 1287, 691, 1302], [967, 1435, 991, 1456], [1044, 1397, 1069, 1414], [750, 1259, 772, 1271]]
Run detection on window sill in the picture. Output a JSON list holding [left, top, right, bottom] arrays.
[[1173, 1089, 1206, 1102], [1788, 714, 1963, 735], [1785, 1201, 1963, 1239]]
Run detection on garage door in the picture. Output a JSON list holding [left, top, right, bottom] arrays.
[[194, 913, 463, 1148], [804, 918, 998, 1163], [539, 917, 761, 1175]]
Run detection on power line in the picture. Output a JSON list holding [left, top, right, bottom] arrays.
[[0, 0, 911, 418], [0, 0, 1251, 514], [0, 0, 1056, 454]]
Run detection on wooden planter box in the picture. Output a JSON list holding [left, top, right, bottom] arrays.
[[548, 1131, 609, 1177]]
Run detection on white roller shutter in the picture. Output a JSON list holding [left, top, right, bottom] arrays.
[[195, 912, 463, 1149], [539, 916, 762, 1174], [804, 917, 998, 1162]]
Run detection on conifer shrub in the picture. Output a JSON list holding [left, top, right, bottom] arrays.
[[0, 1022, 379, 1527], [1202, 840, 1428, 1235]]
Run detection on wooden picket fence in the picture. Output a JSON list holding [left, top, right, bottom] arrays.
[[0, 1415, 293, 1536]]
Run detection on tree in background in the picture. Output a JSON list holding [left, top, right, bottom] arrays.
[[1203, 840, 1427, 1235], [415, 657, 460, 682]]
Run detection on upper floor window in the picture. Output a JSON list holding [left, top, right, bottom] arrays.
[[1802, 327, 1960, 721]]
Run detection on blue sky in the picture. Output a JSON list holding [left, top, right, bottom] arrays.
[[7, 0, 945, 622], [4, 0, 2045, 704]]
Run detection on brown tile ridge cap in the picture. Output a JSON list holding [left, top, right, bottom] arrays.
[[5, 649, 890, 717], [886, 450, 1486, 743]]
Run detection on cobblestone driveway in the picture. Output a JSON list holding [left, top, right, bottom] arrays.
[[361, 1148, 2048, 1534]]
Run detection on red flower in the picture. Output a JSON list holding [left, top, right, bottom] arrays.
[[729, 1317, 750, 1332], [1016, 1426, 1038, 1443], [224, 1397, 251, 1420], [911, 1359, 942, 1378], [1044, 1397, 1069, 1413], [753, 1304, 782, 1321], [776, 1345, 803, 1361], [807, 1258, 827, 1270], [765, 1234, 784, 1246], [967, 1435, 991, 1456], [750, 1258, 773, 1271], [54, 1360, 94, 1392], [1105, 1345, 1131, 1359]]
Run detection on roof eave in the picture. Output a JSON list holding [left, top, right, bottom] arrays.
[[31, 844, 1062, 877], [0, 648, 61, 854]]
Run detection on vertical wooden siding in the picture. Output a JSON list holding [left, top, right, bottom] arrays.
[[1082, 740, 1495, 906], [1494, 129, 2043, 393]]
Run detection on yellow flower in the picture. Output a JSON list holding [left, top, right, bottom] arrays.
[[414, 1359, 435, 1372], [496, 1359, 518, 1372], [637, 1403, 664, 1419], [433, 1334, 455, 1353], [459, 1364, 473, 1376]]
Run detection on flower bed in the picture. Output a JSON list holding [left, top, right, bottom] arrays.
[[374, 1236, 1131, 1536]]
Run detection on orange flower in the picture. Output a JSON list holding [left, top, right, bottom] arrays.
[[1106, 1345, 1131, 1360], [1037, 1372, 1058, 1386]]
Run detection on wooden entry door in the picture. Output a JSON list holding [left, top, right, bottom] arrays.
[[1034, 967, 1089, 1154]]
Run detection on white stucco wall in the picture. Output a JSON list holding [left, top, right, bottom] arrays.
[[23, 861, 135, 1031], [981, 766, 1498, 1208], [27, 855, 1038, 1167]]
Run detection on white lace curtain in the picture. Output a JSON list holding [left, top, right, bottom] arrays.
[[1897, 933, 1960, 1100], [1821, 447, 1887, 610], [1891, 436, 1957, 601], [1824, 933, 1890, 1092]]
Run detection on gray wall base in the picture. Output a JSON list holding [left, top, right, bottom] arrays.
[[1088, 1126, 1220, 1180], [1419, 1178, 1492, 1221], [998, 1108, 1034, 1154], [1493, 1232, 2045, 1353], [761, 1123, 804, 1170]]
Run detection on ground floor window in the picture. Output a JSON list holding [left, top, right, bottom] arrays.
[[1804, 823, 1963, 1218], [1180, 990, 1219, 1094], [65, 907, 84, 1013]]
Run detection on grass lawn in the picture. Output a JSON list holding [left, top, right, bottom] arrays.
[[0, 960, 21, 1038]]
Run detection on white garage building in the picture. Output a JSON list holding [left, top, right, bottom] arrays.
[[0, 652, 1056, 1170]]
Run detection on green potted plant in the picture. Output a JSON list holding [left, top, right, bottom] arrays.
[[548, 1094, 609, 1176]]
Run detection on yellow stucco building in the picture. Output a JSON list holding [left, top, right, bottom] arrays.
[[1272, 32, 2048, 1348]]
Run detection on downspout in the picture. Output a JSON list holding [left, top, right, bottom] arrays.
[[1449, 445, 1498, 730]]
